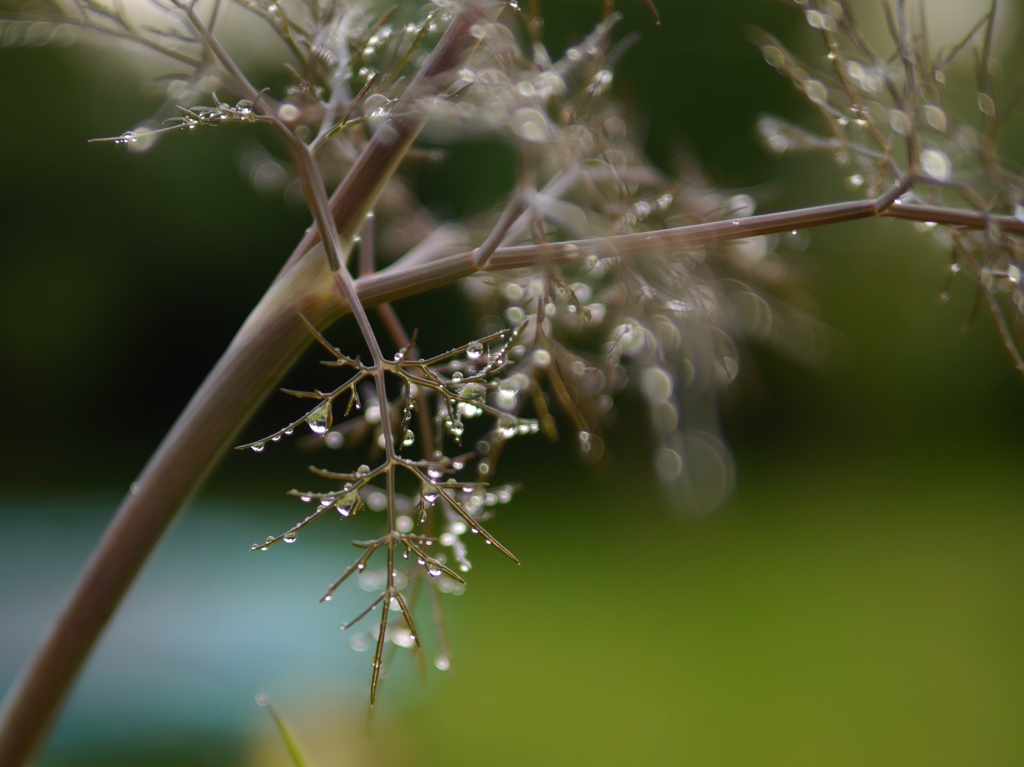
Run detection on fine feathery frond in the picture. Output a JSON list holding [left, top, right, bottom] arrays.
[[756, 0, 1024, 373], [3, 0, 1024, 752]]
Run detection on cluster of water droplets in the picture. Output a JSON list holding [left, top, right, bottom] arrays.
[[754, 2, 991, 204], [462, 62, 817, 508], [235, 321, 543, 687], [760, 0, 1024, 362]]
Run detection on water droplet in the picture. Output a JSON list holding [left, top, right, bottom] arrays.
[[306, 400, 332, 434], [498, 416, 518, 439], [978, 92, 996, 117], [277, 103, 300, 122], [532, 349, 551, 367], [402, 430, 415, 447], [458, 402, 482, 418], [640, 366, 673, 403], [323, 594, 332, 602], [466, 341, 483, 360], [587, 69, 613, 96], [283, 533, 297, 543], [889, 109, 911, 136], [920, 149, 951, 182], [512, 107, 549, 143], [434, 654, 451, 671], [366, 487, 385, 512], [356, 464, 370, 478], [804, 79, 829, 104], [923, 104, 947, 132], [451, 371, 464, 383], [761, 44, 784, 68], [804, 8, 834, 30], [250, 443, 265, 452]]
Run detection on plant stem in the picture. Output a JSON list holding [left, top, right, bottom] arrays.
[[1, 120, 1012, 767], [0, 247, 339, 767], [0, 4, 492, 764]]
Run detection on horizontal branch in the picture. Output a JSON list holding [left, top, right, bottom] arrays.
[[352, 197, 1024, 308], [0, 5, 496, 765], [356, 198, 882, 306], [3, 168, 1014, 765], [884, 201, 1024, 234]]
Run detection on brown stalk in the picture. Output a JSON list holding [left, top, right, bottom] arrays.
[[3, 19, 1019, 753], [0, 5, 492, 764]]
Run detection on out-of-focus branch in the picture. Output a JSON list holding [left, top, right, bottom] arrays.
[[0, 5, 494, 764]]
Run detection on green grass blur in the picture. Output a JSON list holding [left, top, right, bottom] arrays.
[[230, 446, 1024, 767], [400, 452, 1024, 766]]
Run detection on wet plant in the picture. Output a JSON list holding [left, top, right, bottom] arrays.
[[1, 0, 1023, 764], [244, 320, 534, 699], [755, 0, 1024, 372]]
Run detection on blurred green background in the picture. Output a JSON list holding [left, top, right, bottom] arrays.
[[3, 0, 1024, 764]]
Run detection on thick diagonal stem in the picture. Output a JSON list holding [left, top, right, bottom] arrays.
[[0, 6, 491, 765], [3, 142, 1012, 767], [0, 248, 341, 767]]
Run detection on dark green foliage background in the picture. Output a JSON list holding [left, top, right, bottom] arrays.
[[2, 0, 1024, 764]]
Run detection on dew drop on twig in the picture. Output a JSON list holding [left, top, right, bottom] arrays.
[[306, 400, 332, 434]]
